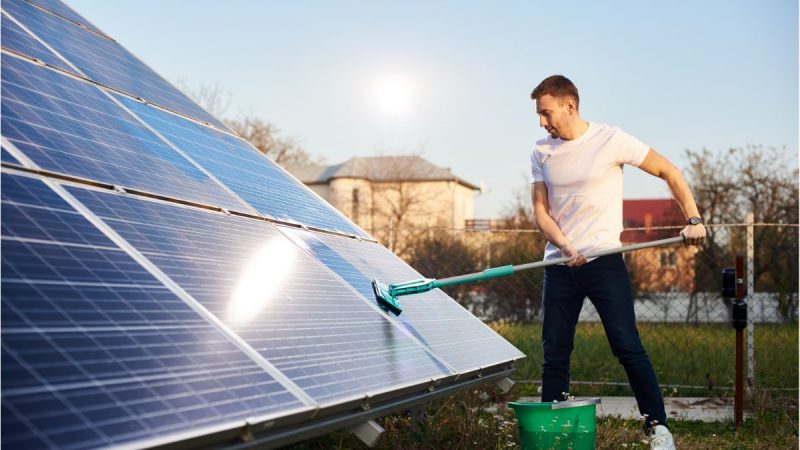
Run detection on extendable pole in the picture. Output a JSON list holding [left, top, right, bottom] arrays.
[[379, 235, 686, 316]]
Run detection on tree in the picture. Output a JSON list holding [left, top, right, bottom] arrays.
[[684, 145, 798, 321], [174, 79, 232, 118], [176, 80, 317, 167], [471, 180, 547, 322], [406, 233, 482, 312], [367, 155, 450, 259], [224, 117, 317, 167], [502, 180, 537, 229]]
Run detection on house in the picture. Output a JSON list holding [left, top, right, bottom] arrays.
[[286, 156, 480, 245], [622, 199, 697, 292]]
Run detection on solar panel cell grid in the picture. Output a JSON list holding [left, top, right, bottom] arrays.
[[2, 147, 21, 163], [116, 95, 370, 237], [310, 232, 526, 372], [1, 173, 304, 450], [25, 0, 106, 36], [1, 11, 72, 71], [1, 56, 247, 211], [1, 0, 225, 128], [66, 184, 453, 403]]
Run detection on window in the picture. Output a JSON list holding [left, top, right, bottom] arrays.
[[660, 250, 677, 268], [351, 188, 360, 220]]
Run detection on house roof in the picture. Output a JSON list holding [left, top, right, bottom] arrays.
[[622, 199, 685, 242], [286, 156, 481, 190]]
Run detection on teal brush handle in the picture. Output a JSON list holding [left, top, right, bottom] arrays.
[[435, 265, 515, 288], [388, 266, 514, 297]]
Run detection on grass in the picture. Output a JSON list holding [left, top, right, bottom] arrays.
[[284, 388, 798, 449], [283, 323, 798, 449], [494, 322, 798, 397], [595, 391, 799, 449]]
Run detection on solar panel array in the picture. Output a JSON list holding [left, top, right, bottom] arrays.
[[1, 1, 524, 448]]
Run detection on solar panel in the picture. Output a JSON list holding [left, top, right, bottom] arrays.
[[1, 10, 73, 71], [1, 172, 307, 450], [284, 229, 526, 372], [116, 95, 370, 237], [2, 0, 524, 446], [1, 0, 226, 129], [65, 184, 454, 404], [0, 55, 247, 211]]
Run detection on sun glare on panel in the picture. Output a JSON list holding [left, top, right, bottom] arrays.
[[372, 73, 415, 116], [227, 238, 297, 325]]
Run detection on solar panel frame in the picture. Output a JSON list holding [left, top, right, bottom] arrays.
[[198, 365, 517, 450]]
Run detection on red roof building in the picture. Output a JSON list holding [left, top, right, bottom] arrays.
[[622, 199, 684, 243], [621, 199, 697, 293]]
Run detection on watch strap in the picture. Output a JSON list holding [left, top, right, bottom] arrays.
[[687, 216, 704, 225]]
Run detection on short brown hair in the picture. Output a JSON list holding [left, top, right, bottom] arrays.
[[531, 75, 580, 109]]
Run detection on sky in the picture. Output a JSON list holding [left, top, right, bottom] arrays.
[[68, 0, 798, 218]]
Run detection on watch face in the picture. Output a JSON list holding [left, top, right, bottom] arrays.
[[689, 217, 702, 225]]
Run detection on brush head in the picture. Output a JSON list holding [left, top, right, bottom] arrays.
[[372, 278, 403, 315]]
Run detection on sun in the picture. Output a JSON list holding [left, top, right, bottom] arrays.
[[372, 73, 414, 116]]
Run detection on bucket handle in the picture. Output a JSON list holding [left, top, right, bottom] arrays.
[[551, 398, 601, 410]]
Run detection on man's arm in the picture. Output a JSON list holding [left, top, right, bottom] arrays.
[[531, 182, 587, 266], [637, 149, 707, 245]]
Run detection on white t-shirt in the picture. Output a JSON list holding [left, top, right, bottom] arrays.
[[530, 122, 650, 261]]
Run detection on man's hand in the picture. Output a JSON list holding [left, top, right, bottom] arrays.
[[681, 224, 707, 246], [560, 243, 587, 267]]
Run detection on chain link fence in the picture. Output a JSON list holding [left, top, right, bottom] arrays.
[[379, 223, 798, 397]]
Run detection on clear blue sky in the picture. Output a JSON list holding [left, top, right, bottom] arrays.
[[68, 0, 798, 218]]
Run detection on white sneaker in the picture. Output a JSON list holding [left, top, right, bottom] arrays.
[[649, 425, 676, 450]]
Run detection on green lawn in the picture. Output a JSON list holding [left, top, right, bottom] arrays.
[[494, 322, 798, 397]]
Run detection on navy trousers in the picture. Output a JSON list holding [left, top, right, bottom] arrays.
[[540, 254, 667, 427]]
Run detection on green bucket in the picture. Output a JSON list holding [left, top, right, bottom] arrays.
[[508, 398, 601, 450]]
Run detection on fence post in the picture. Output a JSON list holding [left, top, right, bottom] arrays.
[[746, 212, 755, 390]]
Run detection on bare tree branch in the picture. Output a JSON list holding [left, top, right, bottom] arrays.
[[174, 79, 232, 118], [684, 145, 798, 316], [224, 117, 319, 167], [175, 80, 320, 168]]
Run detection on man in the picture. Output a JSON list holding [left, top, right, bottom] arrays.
[[529, 75, 706, 450]]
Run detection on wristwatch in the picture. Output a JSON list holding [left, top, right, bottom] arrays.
[[687, 216, 704, 226]]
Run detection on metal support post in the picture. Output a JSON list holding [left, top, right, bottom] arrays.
[[723, 257, 747, 428], [495, 377, 515, 394], [734, 256, 746, 427], [349, 420, 385, 447]]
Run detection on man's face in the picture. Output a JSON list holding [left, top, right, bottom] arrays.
[[536, 94, 571, 139]]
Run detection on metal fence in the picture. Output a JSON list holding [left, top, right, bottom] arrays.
[[380, 223, 799, 396]]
